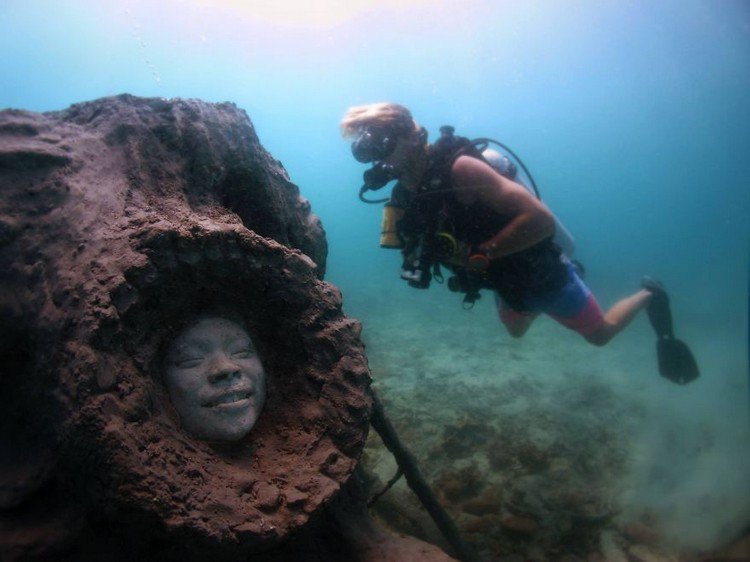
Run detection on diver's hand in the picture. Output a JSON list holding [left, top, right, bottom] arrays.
[[443, 242, 490, 271], [466, 248, 490, 271], [477, 240, 498, 261]]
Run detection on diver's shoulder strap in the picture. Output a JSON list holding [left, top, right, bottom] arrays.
[[430, 135, 481, 167], [422, 135, 480, 192]]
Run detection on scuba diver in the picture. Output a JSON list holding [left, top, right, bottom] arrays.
[[340, 102, 699, 384]]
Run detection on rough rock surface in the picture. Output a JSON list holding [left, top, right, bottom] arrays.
[[0, 95, 371, 560]]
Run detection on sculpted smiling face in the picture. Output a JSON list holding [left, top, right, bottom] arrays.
[[164, 317, 266, 441]]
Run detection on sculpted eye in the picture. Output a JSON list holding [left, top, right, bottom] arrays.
[[175, 356, 203, 368], [231, 348, 254, 359]]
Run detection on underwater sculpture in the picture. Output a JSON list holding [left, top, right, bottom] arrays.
[[0, 95, 454, 561], [163, 315, 267, 442]]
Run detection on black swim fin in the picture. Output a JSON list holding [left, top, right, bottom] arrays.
[[642, 278, 700, 385], [657, 338, 700, 385]]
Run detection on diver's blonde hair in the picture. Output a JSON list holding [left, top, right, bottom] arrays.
[[340, 102, 418, 138]]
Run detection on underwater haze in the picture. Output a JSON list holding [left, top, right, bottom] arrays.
[[2, 0, 749, 558]]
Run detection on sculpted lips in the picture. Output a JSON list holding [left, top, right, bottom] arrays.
[[203, 389, 253, 409]]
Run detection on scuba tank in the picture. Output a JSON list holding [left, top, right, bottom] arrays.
[[482, 147, 576, 258], [380, 203, 405, 248]]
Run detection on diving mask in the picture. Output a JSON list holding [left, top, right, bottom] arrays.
[[353, 126, 427, 202], [351, 127, 398, 163], [352, 126, 402, 197]]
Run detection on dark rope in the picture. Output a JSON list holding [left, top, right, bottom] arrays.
[[369, 389, 481, 562], [367, 466, 404, 508]]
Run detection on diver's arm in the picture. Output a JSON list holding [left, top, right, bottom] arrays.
[[451, 155, 555, 260]]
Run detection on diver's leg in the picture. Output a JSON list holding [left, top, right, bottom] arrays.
[[546, 260, 654, 346], [583, 289, 653, 346], [495, 293, 538, 338], [503, 311, 538, 338]]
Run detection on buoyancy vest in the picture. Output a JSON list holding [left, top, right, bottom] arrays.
[[399, 135, 569, 311]]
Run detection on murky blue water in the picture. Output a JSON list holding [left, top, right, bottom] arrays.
[[2, 0, 748, 553]]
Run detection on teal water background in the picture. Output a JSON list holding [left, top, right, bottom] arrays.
[[2, 0, 749, 551], [2, 1, 748, 313]]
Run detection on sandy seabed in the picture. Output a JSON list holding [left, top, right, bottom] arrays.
[[343, 284, 750, 562]]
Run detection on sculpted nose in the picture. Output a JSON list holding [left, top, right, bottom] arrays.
[[207, 354, 241, 384]]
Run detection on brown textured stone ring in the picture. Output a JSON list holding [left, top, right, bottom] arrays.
[[0, 95, 372, 559]]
